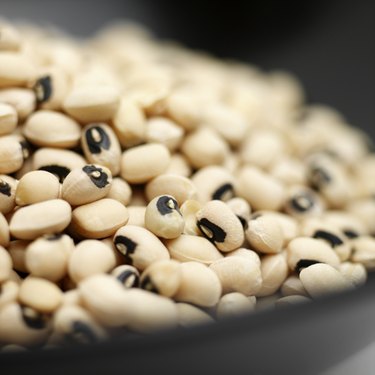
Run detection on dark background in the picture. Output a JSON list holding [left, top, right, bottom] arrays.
[[1, 0, 374, 134]]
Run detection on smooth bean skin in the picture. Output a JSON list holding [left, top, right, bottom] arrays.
[[0, 174, 17, 215], [176, 303, 214, 327], [0, 245, 13, 282], [216, 292, 256, 320], [0, 212, 10, 247]]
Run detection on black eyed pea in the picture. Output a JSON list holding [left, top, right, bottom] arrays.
[[196, 200, 244, 252], [179, 199, 201, 235], [15, 171, 60, 206], [25, 234, 74, 282], [284, 186, 324, 218], [81, 123, 122, 176], [63, 84, 120, 123], [339, 262, 367, 287], [322, 211, 365, 239], [270, 157, 307, 186], [145, 195, 184, 239], [0, 23, 21, 51], [9, 199, 72, 240], [226, 197, 252, 230], [33, 147, 86, 183], [0, 212, 10, 247], [281, 276, 308, 297], [165, 234, 223, 265], [0, 302, 51, 347], [0, 174, 17, 214], [113, 225, 170, 271], [23, 110, 81, 148], [69, 198, 129, 239], [275, 295, 311, 308], [237, 166, 286, 211], [53, 305, 107, 345], [68, 240, 117, 283], [245, 215, 284, 254], [164, 153, 192, 178], [140, 259, 181, 297], [120, 143, 171, 184], [209, 256, 262, 296], [0, 280, 19, 309], [226, 248, 261, 267], [256, 253, 289, 297], [351, 236, 375, 270], [61, 289, 82, 306], [347, 199, 375, 236], [176, 303, 214, 327], [62, 165, 113, 206], [127, 206, 146, 227], [111, 265, 140, 289], [107, 177, 132, 206], [287, 237, 340, 273], [191, 166, 236, 203], [146, 117, 184, 151], [145, 174, 197, 206], [7, 240, 28, 273], [0, 102, 17, 136], [0, 88, 36, 120], [174, 261, 222, 307], [216, 292, 256, 320], [0, 245, 12, 283], [299, 263, 354, 298], [19, 277, 63, 313], [0, 135, 25, 174]]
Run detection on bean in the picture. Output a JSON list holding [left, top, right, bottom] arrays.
[[339, 262, 367, 287], [281, 276, 308, 297], [0, 174, 17, 214], [176, 303, 214, 327], [0, 245, 12, 283], [25, 234, 73, 282], [111, 265, 140, 289], [146, 117, 184, 151], [322, 211, 365, 239], [226, 197, 251, 230], [145, 174, 197, 206], [270, 157, 307, 186], [275, 295, 311, 308], [165, 234, 223, 265], [347, 198, 375, 235], [15, 170, 60, 206], [164, 153, 192, 177], [145, 195, 184, 239], [0, 102, 17, 136], [226, 248, 261, 266], [174, 262, 222, 307], [7, 240, 28, 273], [0, 135, 25, 174], [62, 165, 112, 206], [284, 186, 324, 218], [209, 256, 262, 296], [107, 177, 132, 206], [127, 206, 146, 227], [19, 277, 63, 313], [10, 199, 71, 240], [68, 240, 116, 283], [0, 88, 36, 120], [70, 198, 128, 239], [23, 110, 81, 148], [196, 200, 244, 252], [0, 212, 10, 247], [299, 263, 354, 298], [216, 292, 256, 319], [121, 143, 171, 184], [113, 225, 169, 271], [179, 199, 201, 235], [0, 24, 21, 51], [0, 280, 19, 309], [61, 290, 82, 306], [351, 236, 375, 270], [246, 215, 283, 254]]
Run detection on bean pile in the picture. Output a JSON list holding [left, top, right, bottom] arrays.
[[0, 20, 374, 351]]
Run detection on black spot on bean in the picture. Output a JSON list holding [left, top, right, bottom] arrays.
[[212, 183, 234, 201], [289, 192, 315, 213], [82, 165, 109, 188], [0, 180, 11, 196], [19, 140, 31, 160], [295, 259, 321, 273], [114, 235, 137, 264], [140, 275, 159, 294], [343, 229, 359, 239], [313, 230, 344, 247], [237, 215, 248, 230], [308, 165, 332, 191], [156, 196, 180, 216], [65, 321, 99, 345], [39, 165, 71, 183], [21, 306, 48, 330], [117, 270, 139, 288], [197, 218, 227, 244], [85, 126, 110, 154], [33, 75, 52, 104]]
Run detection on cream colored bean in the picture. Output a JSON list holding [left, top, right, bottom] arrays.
[[246, 215, 283, 254], [19, 277, 63, 313], [140, 260, 181, 297], [25, 234, 73, 282], [270, 157, 307, 186], [0, 135, 25, 174], [145, 174, 197, 206], [174, 262, 222, 307], [0, 88, 36, 120], [0, 212, 9, 247], [111, 265, 140, 288], [165, 234, 223, 265], [164, 153, 192, 177], [68, 240, 116, 283], [256, 253, 288, 297], [287, 237, 340, 272], [275, 295, 311, 308], [216, 292, 255, 319], [113, 225, 169, 271], [107, 177, 132, 206], [226, 198, 251, 230], [339, 262, 367, 287], [281, 276, 308, 297], [15, 171, 60, 206], [146, 117, 184, 151], [0, 24, 21, 51], [121, 143, 171, 184], [63, 84, 120, 123], [70, 198, 128, 239], [284, 186, 324, 218], [61, 290, 82, 306], [23, 110, 81, 148], [127, 206, 146, 227], [145, 195, 184, 239], [226, 248, 261, 266], [0, 245, 12, 283], [0, 102, 17, 136], [0, 280, 19, 309], [237, 166, 285, 211], [209, 256, 262, 296], [181, 127, 229, 169], [81, 123, 121, 176], [7, 240, 28, 273], [191, 166, 236, 203], [62, 165, 112, 206], [176, 303, 214, 327], [347, 199, 375, 235], [351, 236, 375, 270], [322, 211, 365, 239], [300, 263, 354, 298], [10, 199, 71, 240], [0, 174, 17, 214], [179, 199, 201, 235]]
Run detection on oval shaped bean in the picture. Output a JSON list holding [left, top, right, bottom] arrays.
[[127, 206, 146, 227], [7, 240, 28, 273], [15, 171, 60, 206], [180, 199, 201, 235], [0, 135, 25, 174], [0, 174, 17, 214], [0, 245, 12, 283], [0, 88, 36, 120], [281, 276, 308, 297], [121, 143, 171, 184], [226, 198, 251, 230], [226, 248, 261, 266], [0, 280, 19, 309], [196, 200, 244, 252], [284, 186, 323, 218], [216, 292, 256, 320], [111, 265, 140, 289], [107, 177, 132, 206], [113, 225, 169, 271], [0, 212, 10, 247], [174, 262, 222, 307], [0, 102, 17, 136], [70, 198, 128, 239], [0, 24, 21, 51], [339, 262, 367, 287], [164, 153, 192, 177], [10, 199, 71, 240], [351, 236, 375, 270], [165, 234, 223, 265], [176, 303, 214, 327], [145, 195, 184, 239], [62, 165, 112, 206], [146, 117, 184, 151]]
